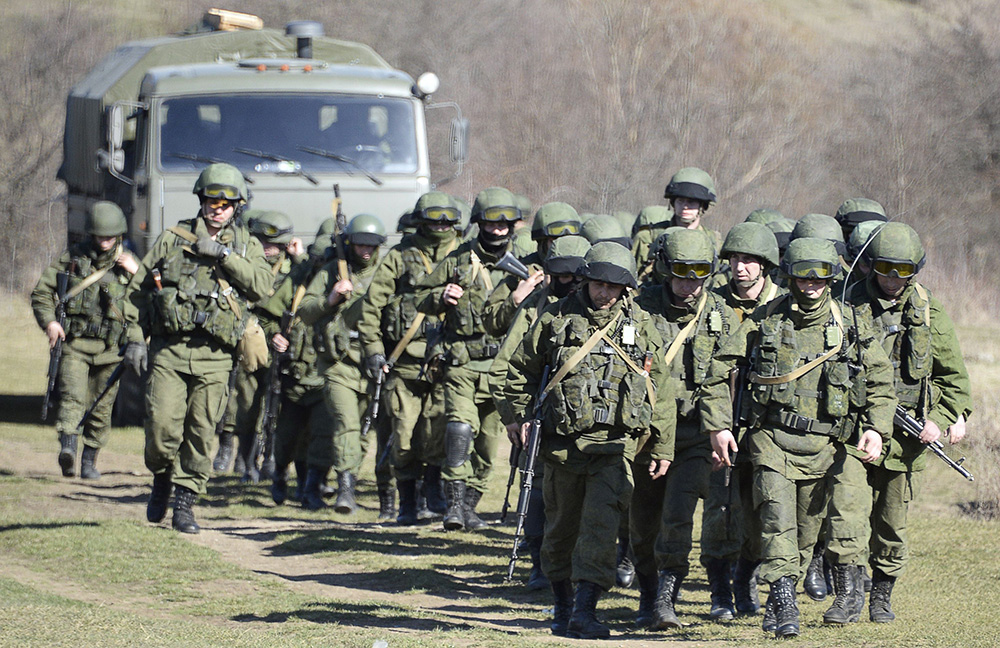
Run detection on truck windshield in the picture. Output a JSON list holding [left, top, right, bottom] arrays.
[[159, 94, 418, 174]]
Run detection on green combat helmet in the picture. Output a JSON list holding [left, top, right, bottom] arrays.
[[248, 210, 294, 244], [396, 210, 416, 234], [846, 220, 884, 263], [192, 163, 248, 202], [413, 191, 460, 240], [745, 208, 785, 226], [545, 234, 591, 276], [345, 213, 388, 247], [471, 187, 522, 223], [612, 211, 638, 239], [514, 193, 533, 220], [864, 222, 925, 276], [792, 213, 846, 257], [308, 234, 333, 260], [454, 196, 472, 232], [86, 201, 127, 237], [780, 237, 842, 280], [664, 167, 717, 206], [578, 240, 638, 289], [581, 214, 630, 248], [658, 226, 717, 279], [632, 205, 673, 237], [721, 222, 780, 267], [315, 217, 336, 237], [532, 202, 581, 240], [835, 197, 887, 239], [767, 216, 797, 256]]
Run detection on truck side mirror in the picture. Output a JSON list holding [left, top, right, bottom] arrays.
[[109, 103, 125, 150], [97, 101, 134, 184], [450, 117, 469, 164]]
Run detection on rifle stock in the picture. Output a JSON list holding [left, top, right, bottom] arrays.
[[75, 362, 126, 430]]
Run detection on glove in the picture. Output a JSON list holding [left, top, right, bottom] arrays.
[[365, 353, 388, 379], [123, 341, 148, 376], [193, 237, 230, 260]]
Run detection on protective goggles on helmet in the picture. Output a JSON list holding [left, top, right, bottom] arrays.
[[542, 221, 581, 237], [872, 259, 917, 279], [787, 260, 838, 280], [200, 184, 242, 201], [479, 205, 521, 222], [420, 206, 461, 223], [669, 261, 713, 280], [203, 197, 236, 210], [251, 222, 293, 239]]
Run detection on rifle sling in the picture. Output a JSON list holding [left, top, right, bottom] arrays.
[[167, 226, 243, 319], [386, 240, 458, 365], [62, 244, 123, 301], [543, 311, 620, 397], [663, 290, 707, 367], [749, 300, 844, 386]]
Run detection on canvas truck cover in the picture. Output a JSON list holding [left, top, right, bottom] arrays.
[[59, 28, 392, 196]]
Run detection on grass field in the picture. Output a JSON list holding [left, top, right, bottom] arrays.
[[2, 295, 998, 648]]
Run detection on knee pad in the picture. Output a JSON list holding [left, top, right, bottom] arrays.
[[444, 422, 473, 468]]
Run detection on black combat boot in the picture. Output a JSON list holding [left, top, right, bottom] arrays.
[[259, 452, 275, 482], [319, 471, 336, 499], [301, 467, 327, 511], [443, 480, 466, 531], [171, 485, 201, 534], [568, 580, 611, 639], [423, 464, 447, 514], [415, 482, 436, 521], [397, 479, 418, 525], [635, 571, 659, 627], [615, 536, 636, 588], [146, 472, 173, 523], [271, 464, 289, 505], [652, 569, 683, 629], [823, 564, 863, 624], [212, 432, 235, 473], [377, 485, 396, 522], [804, 545, 828, 601], [290, 461, 307, 502], [463, 487, 488, 531], [525, 535, 549, 591], [80, 446, 101, 480], [761, 591, 776, 633], [333, 472, 357, 514], [733, 557, 761, 615], [860, 565, 872, 592], [58, 433, 78, 477], [706, 558, 736, 620], [550, 579, 574, 636], [771, 576, 800, 638], [869, 568, 896, 623]]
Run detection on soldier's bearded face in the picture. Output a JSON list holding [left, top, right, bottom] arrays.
[[588, 280, 624, 310], [876, 273, 908, 299]]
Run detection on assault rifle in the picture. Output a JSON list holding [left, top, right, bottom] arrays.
[[505, 365, 549, 582], [258, 308, 295, 466], [41, 269, 71, 420], [360, 359, 389, 437], [893, 405, 974, 481], [75, 361, 126, 431], [332, 183, 349, 282]]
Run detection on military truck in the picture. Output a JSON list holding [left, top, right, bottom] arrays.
[[59, 9, 468, 253]]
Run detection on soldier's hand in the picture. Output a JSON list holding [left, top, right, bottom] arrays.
[[286, 237, 305, 258], [857, 429, 883, 463], [920, 418, 942, 445], [442, 283, 464, 306], [45, 321, 66, 349], [648, 459, 670, 479], [193, 237, 230, 260], [709, 429, 738, 467], [947, 414, 967, 445], [511, 270, 545, 306], [116, 250, 140, 275], [506, 422, 523, 447], [365, 354, 388, 379], [272, 333, 289, 353], [123, 340, 148, 376], [327, 279, 354, 306]]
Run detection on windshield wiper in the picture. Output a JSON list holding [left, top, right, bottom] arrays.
[[233, 148, 319, 186], [297, 146, 384, 186], [167, 153, 254, 184]]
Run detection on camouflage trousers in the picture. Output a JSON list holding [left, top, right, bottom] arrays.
[[272, 389, 331, 473], [824, 446, 872, 567], [323, 362, 392, 488], [755, 466, 828, 584], [56, 343, 121, 448], [442, 363, 503, 494], [542, 454, 633, 591], [868, 465, 922, 579], [383, 363, 446, 482]]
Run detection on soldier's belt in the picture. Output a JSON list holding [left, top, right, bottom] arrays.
[[468, 343, 500, 360], [767, 411, 835, 435]]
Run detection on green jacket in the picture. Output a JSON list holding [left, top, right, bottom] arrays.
[[700, 291, 896, 479], [503, 289, 675, 468], [32, 239, 142, 359], [125, 216, 272, 373], [849, 277, 972, 471]]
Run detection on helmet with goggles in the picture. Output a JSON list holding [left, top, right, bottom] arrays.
[[780, 237, 842, 280], [471, 187, 522, 223], [193, 163, 248, 202], [532, 202, 581, 240], [864, 222, 925, 279], [414, 191, 461, 224], [658, 227, 717, 280], [247, 210, 294, 244]]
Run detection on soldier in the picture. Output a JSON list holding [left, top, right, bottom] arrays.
[[844, 220, 884, 285], [701, 237, 895, 637], [848, 223, 971, 623], [581, 214, 631, 249], [707, 221, 785, 617], [32, 201, 141, 479], [124, 163, 272, 534], [791, 214, 847, 258], [525, 201, 582, 265], [299, 214, 389, 513], [632, 227, 739, 627], [632, 205, 674, 278], [414, 186, 529, 531], [834, 198, 887, 243], [489, 234, 592, 590], [357, 191, 462, 524], [502, 241, 674, 639], [663, 167, 723, 251]]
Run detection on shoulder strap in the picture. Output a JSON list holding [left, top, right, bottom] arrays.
[[63, 244, 122, 301], [602, 331, 657, 407], [663, 290, 707, 367], [912, 282, 931, 327], [168, 227, 243, 319], [761, 281, 779, 305], [750, 300, 844, 386], [543, 311, 621, 396], [469, 250, 493, 292]]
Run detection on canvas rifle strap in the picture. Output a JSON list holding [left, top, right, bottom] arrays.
[[750, 300, 845, 386]]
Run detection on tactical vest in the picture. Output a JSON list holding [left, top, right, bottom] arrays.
[[543, 298, 656, 438], [382, 246, 444, 345], [748, 296, 867, 444], [63, 247, 130, 348], [871, 283, 933, 413], [444, 247, 507, 363], [317, 257, 377, 365], [150, 221, 250, 349]]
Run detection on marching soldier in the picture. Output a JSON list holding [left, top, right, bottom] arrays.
[[32, 201, 141, 479], [663, 167, 723, 251], [632, 205, 674, 279], [124, 163, 272, 534]]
